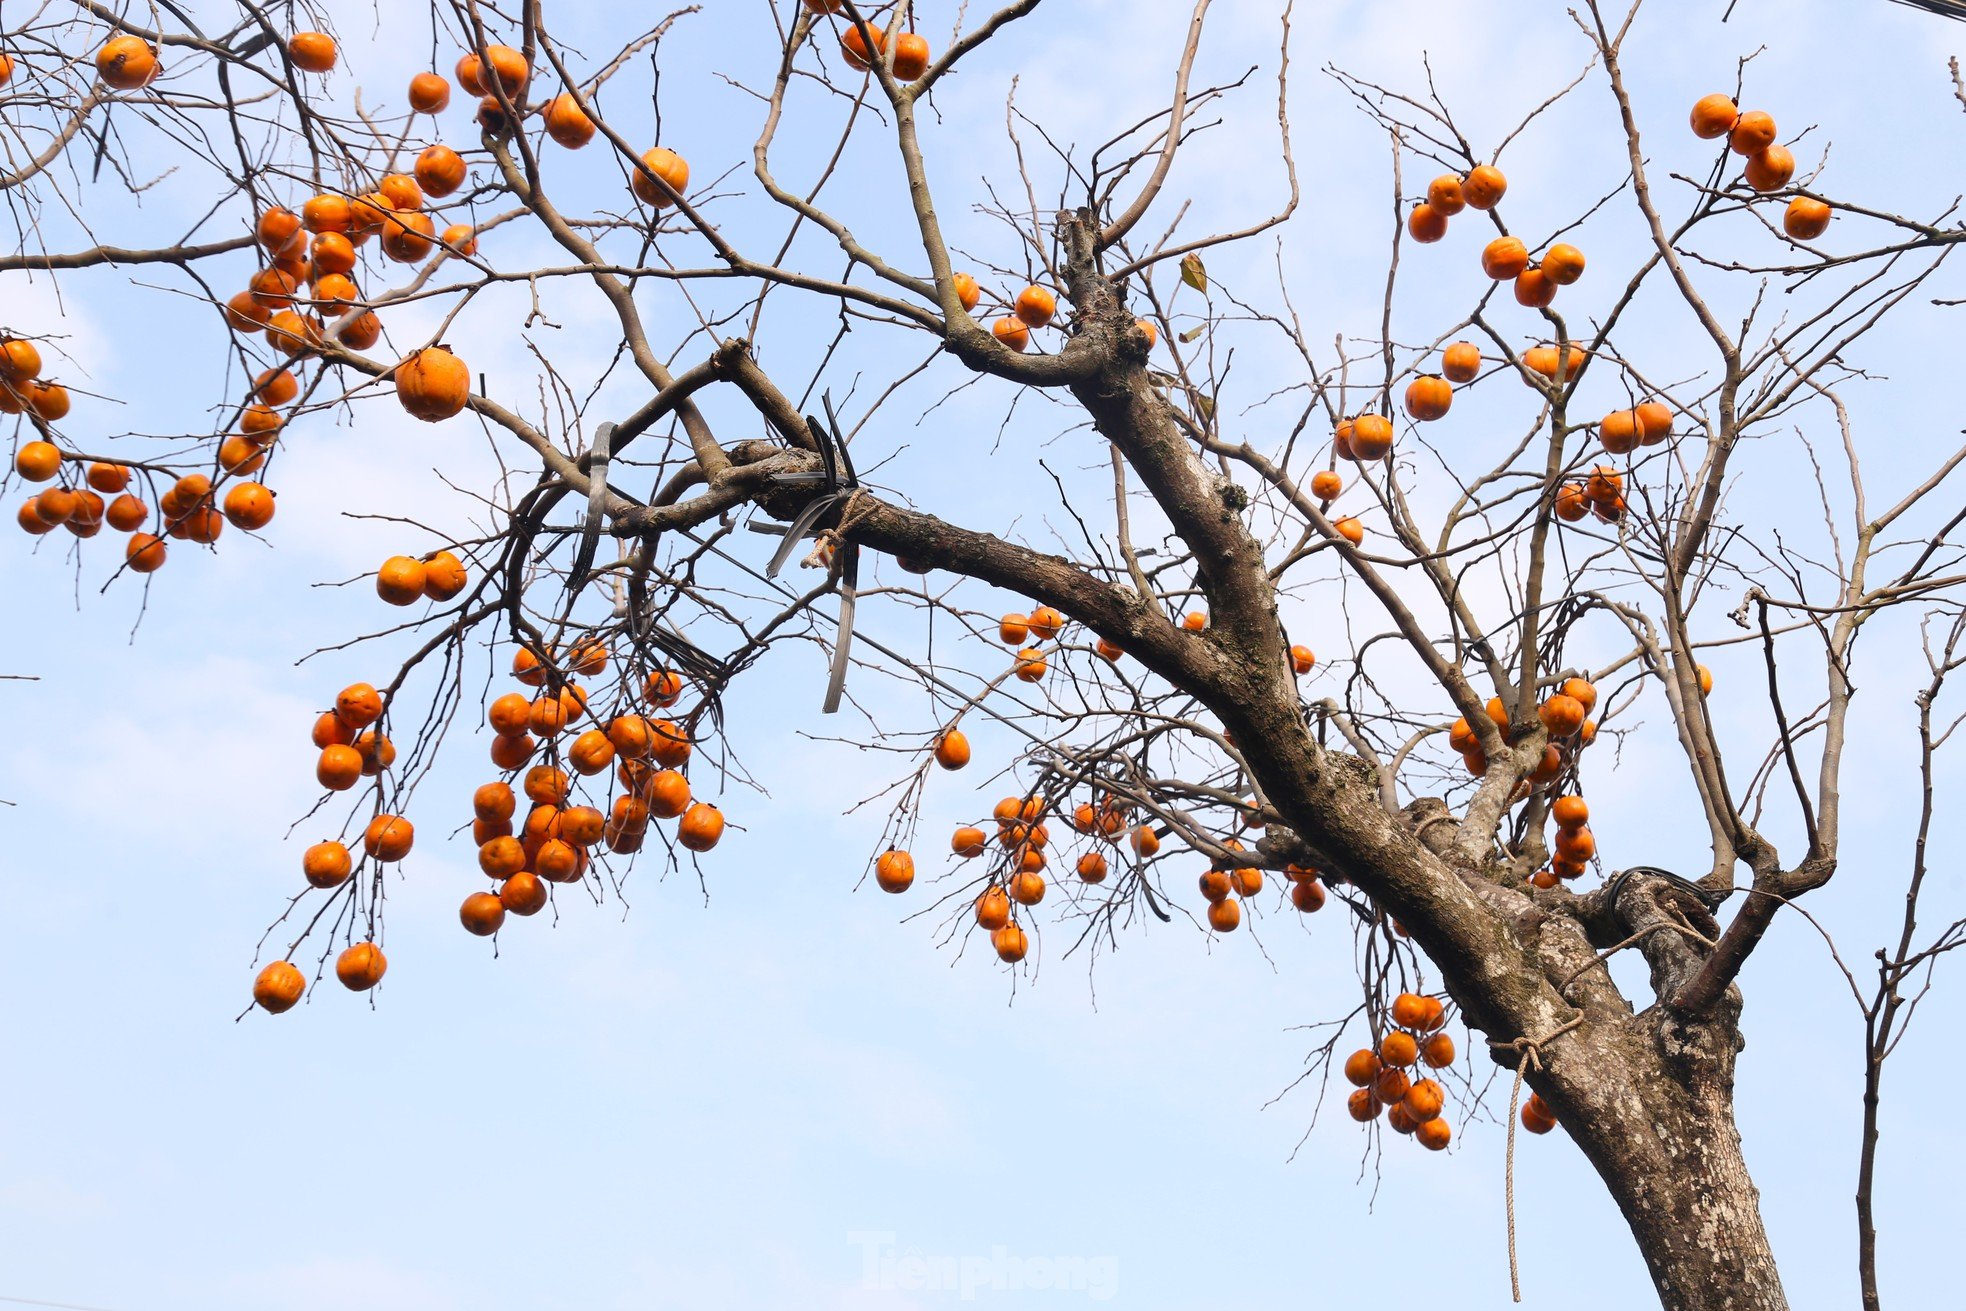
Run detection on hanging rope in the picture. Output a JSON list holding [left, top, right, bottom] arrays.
[[1489, 1012, 1585, 1302]]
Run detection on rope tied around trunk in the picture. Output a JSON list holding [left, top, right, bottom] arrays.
[[1490, 1012, 1585, 1302]]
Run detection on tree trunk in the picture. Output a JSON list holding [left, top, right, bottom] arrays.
[[1326, 800, 1791, 1310], [1570, 1054, 1788, 1311], [1544, 880, 1790, 1311]]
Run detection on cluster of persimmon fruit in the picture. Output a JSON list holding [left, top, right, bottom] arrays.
[[845, 604, 1326, 963], [249, 679, 409, 1011], [1687, 91, 1832, 240], [1342, 992, 1458, 1151], [310, 680, 399, 794], [254, 640, 726, 1013], [936, 786, 1331, 965], [371, 550, 472, 608], [1379, 94, 1830, 538], [1452, 676, 1603, 850], [11, 26, 717, 576], [215, 33, 501, 432], [463, 647, 722, 927], [9, 263, 282, 561], [12, 437, 277, 569], [1327, 152, 1593, 547], [102, 27, 702, 437], [1191, 839, 1337, 933], [1520, 1091, 1560, 1136], [1535, 793, 1598, 889], [979, 278, 1158, 357], [845, 601, 1321, 959], [231, 35, 685, 382], [1442, 665, 1708, 889], [1544, 90, 1836, 515], [1419, 339, 1666, 528], [0, 336, 71, 426], [804, 0, 935, 81], [11, 22, 1153, 576], [484, 643, 723, 857], [850, 603, 1069, 963], [1401, 164, 1673, 527], [1404, 160, 1590, 312], [987, 601, 1076, 686]]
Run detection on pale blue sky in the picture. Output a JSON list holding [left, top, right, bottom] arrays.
[[3, 1, 1964, 1307]]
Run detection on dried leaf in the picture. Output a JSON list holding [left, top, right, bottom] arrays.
[[1180, 253, 1207, 294]]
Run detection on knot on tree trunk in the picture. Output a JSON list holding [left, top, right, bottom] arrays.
[[1602, 871, 1747, 1077], [1401, 796, 1463, 858]]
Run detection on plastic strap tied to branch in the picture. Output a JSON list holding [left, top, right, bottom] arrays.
[[1605, 864, 1728, 914], [1488, 1012, 1585, 1304], [757, 394, 861, 714], [566, 420, 615, 593]]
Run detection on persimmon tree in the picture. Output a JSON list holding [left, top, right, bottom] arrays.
[[6, 3, 1966, 1308]]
